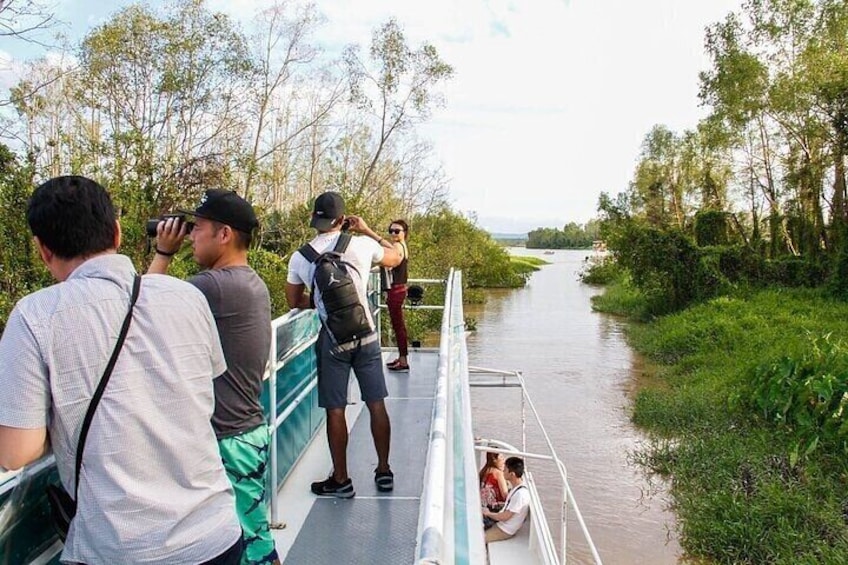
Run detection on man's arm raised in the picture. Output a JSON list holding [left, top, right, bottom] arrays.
[[147, 217, 188, 274], [345, 215, 401, 268]]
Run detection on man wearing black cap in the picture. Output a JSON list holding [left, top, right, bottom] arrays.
[[149, 189, 279, 565], [286, 191, 401, 498]]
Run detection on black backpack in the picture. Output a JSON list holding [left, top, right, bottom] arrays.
[[299, 233, 372, 345]]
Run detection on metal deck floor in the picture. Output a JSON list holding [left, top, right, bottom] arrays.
[[279, 349, 438, 565]]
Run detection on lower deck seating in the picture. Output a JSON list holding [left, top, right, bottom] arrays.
[[487, 515, 535, 565]]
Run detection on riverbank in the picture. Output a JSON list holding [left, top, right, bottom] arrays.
[[594, 283, 848, 563]]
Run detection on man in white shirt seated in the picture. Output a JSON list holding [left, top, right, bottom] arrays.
[[482, 456, 530, 543]]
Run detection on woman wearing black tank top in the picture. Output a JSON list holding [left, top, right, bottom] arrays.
[[385, 220, 410, 371]]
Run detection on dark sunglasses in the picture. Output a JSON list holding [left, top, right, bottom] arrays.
[[388, 228, 403, 234]]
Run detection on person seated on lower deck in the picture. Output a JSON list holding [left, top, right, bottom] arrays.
[[482, 457, 530, 543], [479, 451, 508, 511]]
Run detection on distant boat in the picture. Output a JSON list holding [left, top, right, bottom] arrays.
[[543, 250, 555, 255]]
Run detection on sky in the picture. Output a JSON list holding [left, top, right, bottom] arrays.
[[2, 0, 744, 233]]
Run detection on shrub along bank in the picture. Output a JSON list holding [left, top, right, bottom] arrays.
[[595, 283, 848, 564]]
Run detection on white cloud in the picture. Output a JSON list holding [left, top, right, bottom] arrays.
[[0, 49, 24, 94]]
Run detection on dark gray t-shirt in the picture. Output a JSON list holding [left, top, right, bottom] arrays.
[[190, 266, 271, 439]]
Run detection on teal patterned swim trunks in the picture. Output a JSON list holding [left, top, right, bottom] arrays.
[[218, 425, 279, 565]]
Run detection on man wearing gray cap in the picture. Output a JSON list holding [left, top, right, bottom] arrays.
[[150, 189, 279, 565], [286, 191, 401, 498]]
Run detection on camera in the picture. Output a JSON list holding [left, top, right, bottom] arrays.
[[146, 214, 193, 237], [341, 218, 351, 232]]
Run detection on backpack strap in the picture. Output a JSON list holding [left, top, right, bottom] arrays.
[[298, 243, 319, 263], [297, 232, 351, 262], [333, 232, 352, 253]]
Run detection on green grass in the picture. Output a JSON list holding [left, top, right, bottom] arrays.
[[509, 255, 548, 274], [590, 275, 652, 321], [623, 288, 848, 563]]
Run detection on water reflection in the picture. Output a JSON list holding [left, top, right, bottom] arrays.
[[466, 248, 681, 564]]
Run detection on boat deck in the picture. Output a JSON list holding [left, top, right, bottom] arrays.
[[272, 348, 438, 564]]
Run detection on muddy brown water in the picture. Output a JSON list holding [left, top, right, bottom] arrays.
[[465, 248, 681, 564]]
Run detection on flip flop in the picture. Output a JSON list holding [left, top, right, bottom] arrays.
[[388, 362, 409, 372], [386, 358, 401, 368]]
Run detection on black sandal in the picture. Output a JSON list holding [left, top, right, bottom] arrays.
[[375, 469, 394, 492]]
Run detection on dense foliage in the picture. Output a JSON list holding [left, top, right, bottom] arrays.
[[526, 220, 599, 249], [0, 157, 529, 331]]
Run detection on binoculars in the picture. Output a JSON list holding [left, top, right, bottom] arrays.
[[146, 214, 195, 237]]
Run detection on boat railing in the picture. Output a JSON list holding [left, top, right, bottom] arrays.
[[369, 270, 447, 339], [416, 269, 488, 564], [470, 368, 603, 565]]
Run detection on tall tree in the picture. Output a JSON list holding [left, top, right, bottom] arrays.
[[343, 18, 453, 198]]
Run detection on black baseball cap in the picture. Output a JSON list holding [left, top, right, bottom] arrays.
[[310, 191, 345, 230], [180, 189, 259, 234]]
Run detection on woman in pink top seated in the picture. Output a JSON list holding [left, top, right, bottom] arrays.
[[479, 452, 509, 510]]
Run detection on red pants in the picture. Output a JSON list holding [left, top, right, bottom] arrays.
[[386, 284, 408, 356]]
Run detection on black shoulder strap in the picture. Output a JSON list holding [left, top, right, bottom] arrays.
[[298, 233, 351, 263], [74, 274, 141, 500], [334, 232, 352, 253], [298, 243, 319, 263], [504, 483, 527, 507]]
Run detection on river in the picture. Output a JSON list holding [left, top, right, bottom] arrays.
[[465, 248, 681, 564]]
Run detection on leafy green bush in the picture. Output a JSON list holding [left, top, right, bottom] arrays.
[[589, 274, 652, 320], [609, 222, 718, 315], [693, 210, 728, 246], [766, 257, 827, 287], [579, 254, 622, 285], [700, 245, 766, 284], [248, 248, 290, 317], [410, 208, 526, 288], [745, 335, 848, 466]]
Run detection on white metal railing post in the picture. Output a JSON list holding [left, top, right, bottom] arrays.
[[520, 371, 527, 453], [561, 459, 568, 564], [451, 271, 487, 564]]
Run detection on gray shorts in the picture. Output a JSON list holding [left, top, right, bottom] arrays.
[[316, 329, 388, 409]]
